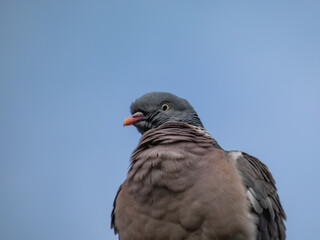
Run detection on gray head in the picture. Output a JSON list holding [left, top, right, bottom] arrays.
[[123, 92, 204, 134]]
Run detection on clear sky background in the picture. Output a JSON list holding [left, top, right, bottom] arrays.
[[1, 1, 319, 239]]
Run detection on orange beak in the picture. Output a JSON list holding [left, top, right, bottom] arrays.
[[123, 112, 145, 126]]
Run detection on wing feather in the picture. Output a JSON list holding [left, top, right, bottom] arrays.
[[111, 184, 122, 234], [234, 152, 286, 240]]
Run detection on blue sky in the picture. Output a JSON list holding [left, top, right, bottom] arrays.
[[1, 1, 319, 239]]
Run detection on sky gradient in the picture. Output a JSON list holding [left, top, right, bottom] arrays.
[[1, 1, 319, 239]]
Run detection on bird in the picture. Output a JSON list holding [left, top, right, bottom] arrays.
[[111, 92, 286, 240]]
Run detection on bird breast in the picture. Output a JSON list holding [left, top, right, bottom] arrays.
[[121, 123, 255, 239]]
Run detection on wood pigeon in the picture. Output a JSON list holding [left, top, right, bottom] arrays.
[[111, 92, 286, 240]]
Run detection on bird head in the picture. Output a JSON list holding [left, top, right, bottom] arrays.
[[123, 92, 204, 134]]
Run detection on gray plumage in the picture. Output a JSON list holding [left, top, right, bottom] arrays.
[[112, 92, 286, 240]]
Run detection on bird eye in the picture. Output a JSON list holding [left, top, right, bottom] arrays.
[[161, 104, 170, 111]]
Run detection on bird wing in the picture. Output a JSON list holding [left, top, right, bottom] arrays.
[[231, 151, 286, 240], [111, 184, 122, 234]]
